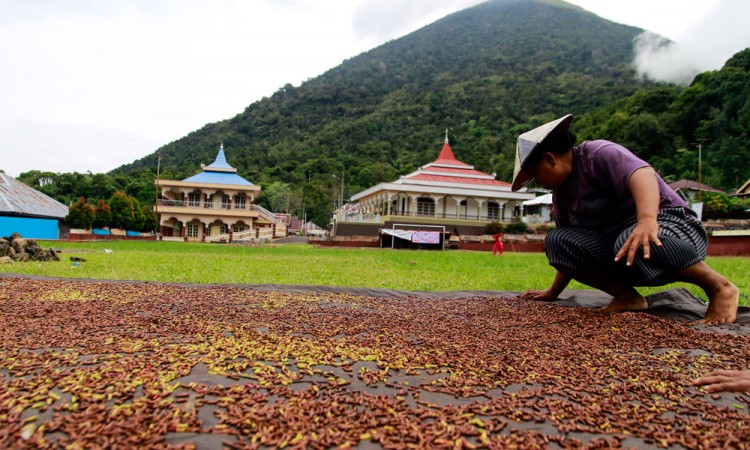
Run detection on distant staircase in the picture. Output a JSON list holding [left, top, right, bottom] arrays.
[[251, 205, 288, 237]]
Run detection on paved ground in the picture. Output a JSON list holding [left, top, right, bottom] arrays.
[[272, 236, 310, 244]]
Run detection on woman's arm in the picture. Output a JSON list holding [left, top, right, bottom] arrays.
[[518, 269, 571, 301], [614, 167, 663, 266]]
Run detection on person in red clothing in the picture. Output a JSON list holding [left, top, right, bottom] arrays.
[[492, 233, 504, 256]]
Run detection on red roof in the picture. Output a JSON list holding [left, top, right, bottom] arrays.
[[434, 141, 471, 167], [399, 136, 507, 186], [409, 174, 511, 186], [421, 166, 487, 175], [668, 179, 722, 193]]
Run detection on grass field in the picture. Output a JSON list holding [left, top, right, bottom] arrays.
[[2, 240, 749, 305]]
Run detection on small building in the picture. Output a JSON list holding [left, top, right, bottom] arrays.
[[274, 214, 305, 235], [338, 133, 534, 238], [304, 221, 326, 236], [734, 178, 750, 200], [0, 173, 68, 239], [156, 145, 286, 242], [668, 179, 723, 203], [522, 193, 553, 225]]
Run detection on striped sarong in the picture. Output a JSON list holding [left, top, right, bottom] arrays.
[[544, 208, 706, 286]]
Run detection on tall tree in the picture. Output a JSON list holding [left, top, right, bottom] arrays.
[[92, 199, 112, 229], [108, 192, 134, 230], [66, 197, 94, 230]]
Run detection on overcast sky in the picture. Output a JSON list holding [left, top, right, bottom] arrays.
[[1, 0, 747, 177]]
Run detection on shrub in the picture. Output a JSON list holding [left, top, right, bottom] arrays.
[[697, 192, 750, 220], [727, 197, 750, 219], [483, 222, 504, 235], [534, 224, 556, 233], [504, 219, 529, 234], [109, 191, 135, 230], [703, 192, 730, 219], [142, 206, 158, 232], [66, 197, 94, 229]]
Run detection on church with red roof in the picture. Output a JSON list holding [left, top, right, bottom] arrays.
[[339, 132, 534, 238]]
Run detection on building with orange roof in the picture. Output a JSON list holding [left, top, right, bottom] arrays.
[[336, 132, 534, 238]]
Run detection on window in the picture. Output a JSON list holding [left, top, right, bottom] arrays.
[[222, 195, 230, 209], [188, 192, 201, 207], [187, 223, 200, 237], [235, 195, 247, 210], [233, 225, 244, 233], [488, 202, 500, 221], [219, 225, 228, 234], [417, 198, 435, 216]]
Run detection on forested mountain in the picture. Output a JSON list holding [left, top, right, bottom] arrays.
[[114, 0, 647, 225], [17, 0, 750, 226]]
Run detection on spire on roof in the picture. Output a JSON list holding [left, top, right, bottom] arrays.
[[436, 132, 458, 164], [213, 143, 228, 166], [203, 143, 237, 173]]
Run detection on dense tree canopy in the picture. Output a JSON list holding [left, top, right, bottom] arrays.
[[573, 48, 750, 192]]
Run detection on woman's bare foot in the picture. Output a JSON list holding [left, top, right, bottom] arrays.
[[701, 281, 739, 325], [601, 293, 648, 312], [675, 262, 739, 325]]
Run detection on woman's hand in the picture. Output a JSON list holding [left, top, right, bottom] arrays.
[[616, 167, 663, 266], [518, 271, 569, 302], [517, 289, 558, 302], [615, 218, 662, 266], [693, 369, 750, 393]]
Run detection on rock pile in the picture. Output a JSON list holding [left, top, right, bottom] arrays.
[[0, 232, 61, 263]]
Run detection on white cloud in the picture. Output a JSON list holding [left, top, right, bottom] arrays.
[[632, 0, 750, 84]]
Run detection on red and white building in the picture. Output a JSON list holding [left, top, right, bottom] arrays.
[[335, 134, 534, 237]]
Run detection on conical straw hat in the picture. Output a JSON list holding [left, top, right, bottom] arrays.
[[511, 114, 573, 191]]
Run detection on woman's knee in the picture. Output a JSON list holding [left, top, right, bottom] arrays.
[[545, 227, 580, 247]]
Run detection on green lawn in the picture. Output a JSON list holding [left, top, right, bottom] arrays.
[[2, 240, 749, 305]]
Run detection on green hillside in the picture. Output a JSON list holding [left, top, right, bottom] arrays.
[[574, 48, 750, 196], [17, 0, 749, 227], [113, 0, 647, 225]]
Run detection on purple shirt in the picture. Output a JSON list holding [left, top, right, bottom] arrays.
[[553, 140, 690, 237]]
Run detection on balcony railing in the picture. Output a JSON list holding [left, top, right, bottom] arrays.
[[388, 211, 501, 220], [334, 210, 504, 223], [157, 199, 249, 210]]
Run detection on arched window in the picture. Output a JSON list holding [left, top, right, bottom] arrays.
[[488, 202, 500, 221], [235, 193, 247, 210], [186, 222, 200, 237], [417, 197, 435, 216], [188, 191, 201, 207]]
